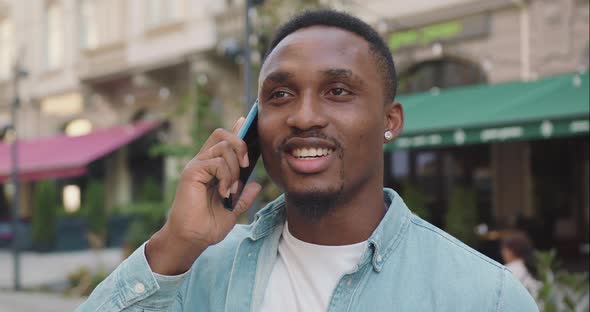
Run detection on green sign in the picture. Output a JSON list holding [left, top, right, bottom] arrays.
[[387, 15, 490, 52], [389, 22, 462, 51], [386, 119, 590, 150]]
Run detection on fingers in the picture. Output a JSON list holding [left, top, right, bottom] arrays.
[[199, 157, 233, 198], [197, 141, 241, 193], [183, 117, 250, 200], [232, 182, 262, 216], [199, 126, 249, 168]]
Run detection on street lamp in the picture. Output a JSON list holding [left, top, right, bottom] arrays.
[[10, 58, 28, 291]]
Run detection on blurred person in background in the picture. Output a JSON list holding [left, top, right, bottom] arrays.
[[76, 10, 538, 312], [501, 231, 541, 297]]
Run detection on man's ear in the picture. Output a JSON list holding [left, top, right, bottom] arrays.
[[384, 102, 404, 143]]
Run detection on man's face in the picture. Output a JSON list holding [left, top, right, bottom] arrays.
[[257, 26, 390, 206]]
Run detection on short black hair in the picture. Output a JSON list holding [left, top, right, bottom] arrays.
[[264, 9, 397, 101]]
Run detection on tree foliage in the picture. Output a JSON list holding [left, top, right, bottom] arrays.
[[535, 249, 589, 311], [150, 82, 221, 159], [401, 182, 430, 221]]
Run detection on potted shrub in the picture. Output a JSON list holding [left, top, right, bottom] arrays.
[[85, 181, 107, 249], [445, 186, 479, 247], [31, 181, 58, 252]]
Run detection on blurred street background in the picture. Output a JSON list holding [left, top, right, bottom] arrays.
[[0, 0, 588, 310]]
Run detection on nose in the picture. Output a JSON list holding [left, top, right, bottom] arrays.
[[285, 94, 328, 131]]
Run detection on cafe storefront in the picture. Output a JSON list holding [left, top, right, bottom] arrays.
[[385, 72, 589, 267]]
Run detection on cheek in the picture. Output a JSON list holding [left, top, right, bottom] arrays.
[[340, 116, 382, 157], [257, 113, 284, 167], [257, 111, 278, 149]]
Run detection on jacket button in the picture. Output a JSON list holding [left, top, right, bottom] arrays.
[[134, 282, 145, 294], [376, 255, 383, 263]]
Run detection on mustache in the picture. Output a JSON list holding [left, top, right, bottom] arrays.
[[278, 129, 342, 152]]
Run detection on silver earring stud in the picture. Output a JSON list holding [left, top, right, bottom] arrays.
[[384, 130, 393, 140]]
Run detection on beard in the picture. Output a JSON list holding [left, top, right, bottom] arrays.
[[286, 185, 344, 221], [273, 129, 347, 221]]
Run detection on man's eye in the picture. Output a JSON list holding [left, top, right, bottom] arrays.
[[270, 91, 290, 99], [328, 88, 351, 96]]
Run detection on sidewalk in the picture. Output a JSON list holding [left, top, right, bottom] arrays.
[[0, 291, 86, 312], [0, 248, 122, 311], [0, 248, 122, 290]]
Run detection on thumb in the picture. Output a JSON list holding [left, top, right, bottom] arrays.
[[232, 182, 262, 217]]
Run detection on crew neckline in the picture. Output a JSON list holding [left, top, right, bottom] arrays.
[[283, 222, 368, 250]]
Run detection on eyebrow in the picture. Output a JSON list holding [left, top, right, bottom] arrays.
[[320, 68, 365, 86], [263, 71, 294, 85], [261, 68, 365, 87]]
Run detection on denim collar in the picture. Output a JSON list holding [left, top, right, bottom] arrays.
[[248, 188, 411, 272]]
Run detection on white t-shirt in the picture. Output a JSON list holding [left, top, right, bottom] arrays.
[[260, 222, 367, 312]]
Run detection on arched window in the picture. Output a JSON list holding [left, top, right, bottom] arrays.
[[398, 58, 486, 94]]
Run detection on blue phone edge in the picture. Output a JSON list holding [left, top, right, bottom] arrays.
[[237, 100, 258, 139], [223, 99, 258, 210]]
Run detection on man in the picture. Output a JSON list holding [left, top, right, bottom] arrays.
[[78, 10, 538, 311]]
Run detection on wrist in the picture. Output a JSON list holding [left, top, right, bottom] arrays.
[[146, 226, 208, 275]]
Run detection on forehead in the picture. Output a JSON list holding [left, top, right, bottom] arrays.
[[260, 26, 375, 79]]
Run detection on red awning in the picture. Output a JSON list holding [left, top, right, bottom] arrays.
[[0, 120, 160, 182]]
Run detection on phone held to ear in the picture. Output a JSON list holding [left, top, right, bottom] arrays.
[[223, 100, 261, 211]]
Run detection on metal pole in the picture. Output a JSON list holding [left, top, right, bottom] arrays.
[[244, 0, 253, 110], [244, 0, 262, 222], [10, 62, 22, 291]]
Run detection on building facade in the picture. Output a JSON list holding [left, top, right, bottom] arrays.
[[0, 0, 247, 219], [0, 0, 588, 264], [360, 0, 589, 266]]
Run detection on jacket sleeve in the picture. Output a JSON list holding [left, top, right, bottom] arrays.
[[75, 242, 189, 311], [498, 268, 540, 312]]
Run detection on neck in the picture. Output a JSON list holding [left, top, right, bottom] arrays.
[[285, 179, 386, 246]]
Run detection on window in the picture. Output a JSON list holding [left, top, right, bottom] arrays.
[[64, 118, 92, 137], [0, 18, 13, 80], [80, 0, 98, 48], [63, 185, 81, 213], [398, 59, 486, 95], [146, 0, 183, 28], [45, 2, 64, 70], [79, 0, 123, 49]]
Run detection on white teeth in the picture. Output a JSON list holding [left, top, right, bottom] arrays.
[[292, 148, 333, 158]]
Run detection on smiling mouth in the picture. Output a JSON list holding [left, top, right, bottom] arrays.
[[290, 147, 335, 159]]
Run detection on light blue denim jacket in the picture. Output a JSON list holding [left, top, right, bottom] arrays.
[[77, 188, 538, 311]]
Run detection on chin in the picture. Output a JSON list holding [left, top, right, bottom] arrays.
[[284, 174, 342, 196], [284, 182, 344, 220]]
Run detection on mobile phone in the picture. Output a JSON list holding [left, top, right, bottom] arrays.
[[223, 100, 260, 210]]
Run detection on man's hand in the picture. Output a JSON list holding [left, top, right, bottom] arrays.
[[146, 118, 262, 275]]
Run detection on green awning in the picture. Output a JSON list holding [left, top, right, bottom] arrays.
[[386, 72, 589, 150]]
